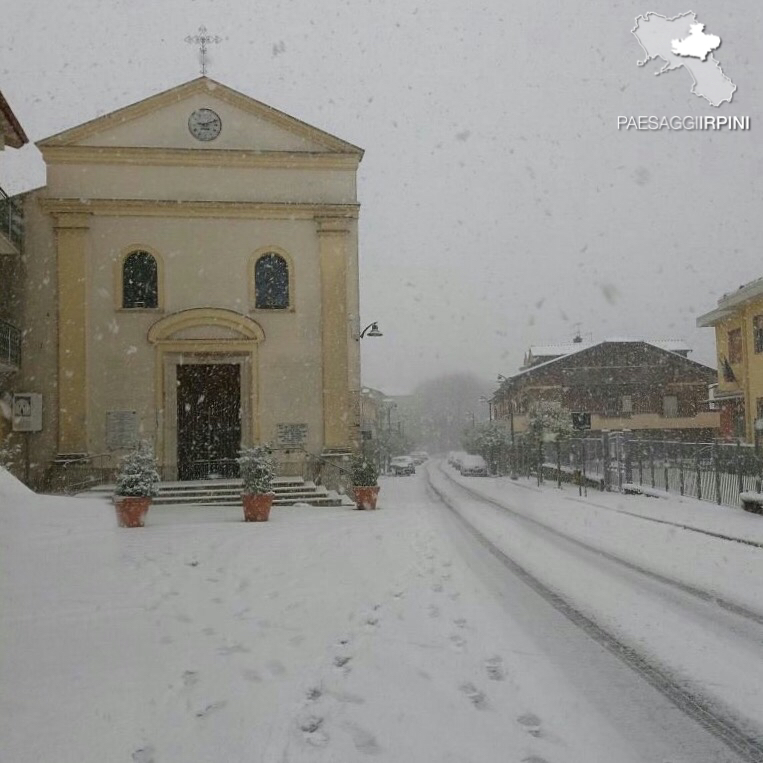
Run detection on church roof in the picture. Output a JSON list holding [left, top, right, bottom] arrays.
[[36, 77, 364, 157]]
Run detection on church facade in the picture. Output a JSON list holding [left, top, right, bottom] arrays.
[[11, 77, 364, 488]]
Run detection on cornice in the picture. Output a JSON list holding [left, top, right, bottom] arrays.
[[39, 145, 361, 171], [39, 197, 360, 220]]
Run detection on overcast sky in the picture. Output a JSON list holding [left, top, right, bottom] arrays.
[[1, 1, 761, 395]]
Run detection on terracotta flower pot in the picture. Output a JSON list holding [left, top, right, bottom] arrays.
[[242, 493, 274, 522], [114, 496, 152, 528], [352, 485, 380, 510]]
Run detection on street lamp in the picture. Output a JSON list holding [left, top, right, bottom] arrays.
[[359, 321, 383, 339]]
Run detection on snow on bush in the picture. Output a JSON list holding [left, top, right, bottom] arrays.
[[114, 442, 160, 497], [351, 453, 378, 486], [237, 445, 275, 494]]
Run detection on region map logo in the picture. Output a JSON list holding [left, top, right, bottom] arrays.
[[618, 11, 749, 132], [632, 11, 735, 107]]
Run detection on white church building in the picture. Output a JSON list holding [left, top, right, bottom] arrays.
[[8, 77, 365, 488]]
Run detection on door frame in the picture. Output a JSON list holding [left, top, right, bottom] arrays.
[[148, 309, 265, 482]]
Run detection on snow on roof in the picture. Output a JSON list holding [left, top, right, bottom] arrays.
[[529, 339, 691, 357], [498, 338, 705, 389]]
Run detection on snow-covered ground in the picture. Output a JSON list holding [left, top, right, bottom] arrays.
[[1, 464, 760, 762]]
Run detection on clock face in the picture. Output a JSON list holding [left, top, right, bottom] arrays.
[[188, 108, 222, 141]]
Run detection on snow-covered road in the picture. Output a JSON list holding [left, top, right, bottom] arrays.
[[1, 465, 760, 762]]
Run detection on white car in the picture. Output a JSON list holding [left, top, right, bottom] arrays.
[[390, 456, 416, 476], [448, 451, 469, 470], [459, 454, 488, 476]]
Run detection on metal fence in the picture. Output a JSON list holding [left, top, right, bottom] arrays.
[[518, 434, 763, 509]]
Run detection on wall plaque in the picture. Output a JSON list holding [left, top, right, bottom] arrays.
[[276, 423, 308, 447], [12, 393, 42, 432], [106, 410, 139, 450]]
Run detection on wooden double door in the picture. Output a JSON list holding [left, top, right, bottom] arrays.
[[177, 363, 241, 480]]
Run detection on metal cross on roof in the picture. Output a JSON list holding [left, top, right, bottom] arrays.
[[185, 25, 222, 76]]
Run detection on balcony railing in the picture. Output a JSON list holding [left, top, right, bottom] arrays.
[[0, 186, 23, 252], [0, 318, 21, 370]]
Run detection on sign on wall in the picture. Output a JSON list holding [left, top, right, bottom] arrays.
[[12, 393, 42, 432], [276, 423, 308, 447], [106, 410, 139, 450]]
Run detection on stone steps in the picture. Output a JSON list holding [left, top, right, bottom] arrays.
[[84, 477, 355, 508]]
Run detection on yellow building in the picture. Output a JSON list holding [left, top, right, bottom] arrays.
[[696, 278, 763, 442], [7, 77, 365, 488]]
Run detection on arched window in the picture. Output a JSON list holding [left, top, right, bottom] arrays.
[[122, 250, 158, 309], [255, 252, 289, 309]]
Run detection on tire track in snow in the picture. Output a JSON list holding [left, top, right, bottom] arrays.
[[427, 467, 763, 763], [436, 464, 763, 628]]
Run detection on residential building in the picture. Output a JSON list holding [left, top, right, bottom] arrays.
[[6, 77, 365, 488], [494, 339, 719, 440], [696, 277, 763, 442], [0, 90, 28, 449]]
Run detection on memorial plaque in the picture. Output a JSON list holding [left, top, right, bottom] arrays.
[[106, 410, 139, 450], [12, 393, 42, 432], [276, 423, 308, 447]]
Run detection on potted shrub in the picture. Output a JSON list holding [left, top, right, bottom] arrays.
[[351, 454, 380, 510], [113, 442, 160, 528], [238, 445, 276, 521]]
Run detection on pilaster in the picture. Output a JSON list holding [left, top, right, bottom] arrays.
[[317, 217, 352, 449], [53, 213, 90, 455]]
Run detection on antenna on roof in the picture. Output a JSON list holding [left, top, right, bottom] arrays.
[[572, 323, 583, 344]]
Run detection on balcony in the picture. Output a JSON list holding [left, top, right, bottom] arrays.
[[0, 318, 21, 373], [0, 186, 23, 254]]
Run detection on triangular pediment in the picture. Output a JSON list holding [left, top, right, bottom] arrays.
[[37, 77, 363, 156]]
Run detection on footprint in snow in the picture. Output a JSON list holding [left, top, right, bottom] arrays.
[[459, 682, 487, 709], [217, 643, 250, 656], [131, 746, 155, 763], [182, 670, 199, 687], [431, 583, 444, 593], [485, 656, 506, 681], [242, 669, 262, 682], [298, 713, 325, 734], [428, 605, 440, 618], [517, 712, 543, 737], [521, 757, 550, 763], [343, 722, 383, 755], [195, 700, 227, 718], [449, 634, 467, 651], [333, 655, 352, 668], [365, 616, 379, 627], [453, 617, 467, 629], [306, 686, 323, 701]]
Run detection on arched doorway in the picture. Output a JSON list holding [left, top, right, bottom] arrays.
[[148, 309, 265, 480]]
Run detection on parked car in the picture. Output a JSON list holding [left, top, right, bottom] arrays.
[[459, 454, 488, 476], [390, 456, 416, 476], [410, 451, 429, 465], [448, 451, 469, 471]]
